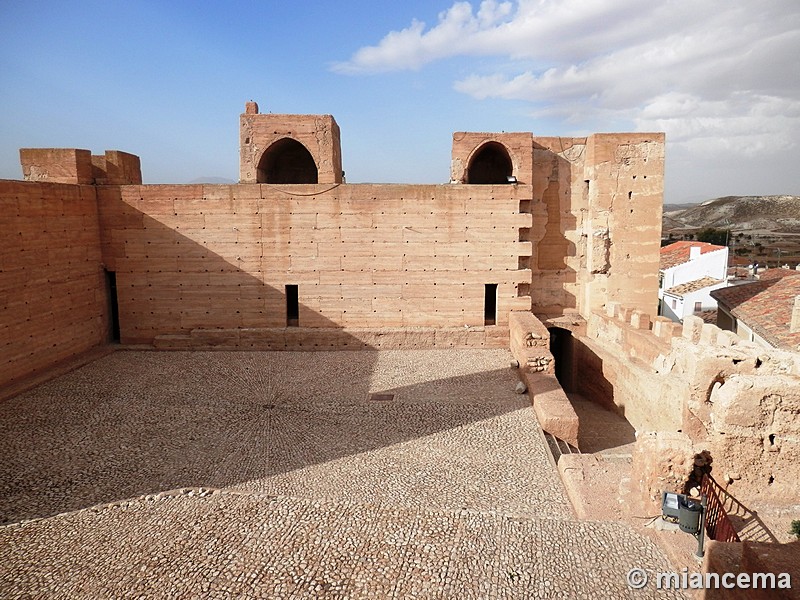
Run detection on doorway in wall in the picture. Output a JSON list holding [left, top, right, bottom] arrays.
[[105, 270, 120, 342], [286, 285, 299, 327], [484, 284, 497, 326]]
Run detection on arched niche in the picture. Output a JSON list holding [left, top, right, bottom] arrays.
[[257, 138, 318, 184], [466, 141, 513, 184]]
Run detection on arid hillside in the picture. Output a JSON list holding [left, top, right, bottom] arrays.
[[663, 195, 800, 267], [664, 195, 800, 234]]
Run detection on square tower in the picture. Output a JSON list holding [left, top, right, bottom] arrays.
[[239, 101, 343, 184]]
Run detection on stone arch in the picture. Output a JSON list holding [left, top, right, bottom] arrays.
[[466, 141, 513, 184], [256, 138, 318, 184]]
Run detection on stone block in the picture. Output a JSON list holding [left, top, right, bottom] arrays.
[[617, 305, 634, 322], [630, 431, 695, 515], [716, 330, 738, 347], [20, 148, 94, 184], [652, 316, 676, 340], [700, 323, 719, 345], [189, 328, 240, 347], [682, 315, 704, 342], [630, 310, 651, 330], [523, 372, 579, 449]]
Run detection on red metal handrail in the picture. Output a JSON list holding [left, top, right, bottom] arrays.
[[701, 474, 741, 542]]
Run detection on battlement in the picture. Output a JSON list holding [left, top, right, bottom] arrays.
[[19, 148, 141, 185], [597, 301, 800, 375]]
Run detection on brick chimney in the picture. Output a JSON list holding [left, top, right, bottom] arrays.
[[791, 296, 800, 333]]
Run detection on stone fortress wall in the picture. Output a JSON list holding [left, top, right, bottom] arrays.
[[1, 102, 664, 389], [2, 102, 799, 566], [0, 180, 108, 386], [565, 304, 800, 507]]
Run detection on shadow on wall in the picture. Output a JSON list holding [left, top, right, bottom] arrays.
[[0, 355, 526, 523], [531, 143, 579, 313], [572, 338, 625, 417], [550, 328, 619, 417], [720, 485, 781, 543], [98, 185, 351, 344], [0, 185, 531, 523]]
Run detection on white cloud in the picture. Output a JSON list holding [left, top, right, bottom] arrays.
[[333, 0, 800, 168], [330, 1, 516, 73]]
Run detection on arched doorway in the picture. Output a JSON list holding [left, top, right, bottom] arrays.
[[257, 138, 318, 184], [466, 142, 513, 184]]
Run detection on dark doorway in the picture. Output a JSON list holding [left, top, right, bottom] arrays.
[[549, 327, 574, 392], [286, 284, 299, 327], [484, 284, 497, 326], [257, 138, 318, 184], [105, 270, 120, 342], [467, 142, 513, 184]]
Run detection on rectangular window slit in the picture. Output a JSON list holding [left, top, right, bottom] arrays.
[[286, 284, 299, 327], [105, 270, 120, 342], [484, 283, 497, 326]]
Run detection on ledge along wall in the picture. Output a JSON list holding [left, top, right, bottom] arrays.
[[0, 180, 108, 387]]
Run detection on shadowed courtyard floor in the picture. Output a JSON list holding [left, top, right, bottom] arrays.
[[0, 350, 685, 599]]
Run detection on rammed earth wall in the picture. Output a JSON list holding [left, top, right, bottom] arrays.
[[0, 180, 107, 386]]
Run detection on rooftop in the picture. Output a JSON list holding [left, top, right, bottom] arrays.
[[659, 241, 726, 270], [664, 276, 724, 297], [711, 269, 800, 350]]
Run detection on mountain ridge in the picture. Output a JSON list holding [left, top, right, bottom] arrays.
[[663, 195, 800, 234]]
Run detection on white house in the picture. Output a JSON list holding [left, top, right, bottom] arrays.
[[658, 241, 728, 322]]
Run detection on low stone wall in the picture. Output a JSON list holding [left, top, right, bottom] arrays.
[[508, 311, 579, 448], [585, 303, 800, 506]]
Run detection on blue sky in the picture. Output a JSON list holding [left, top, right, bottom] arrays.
[[1, 1, 798, 203]]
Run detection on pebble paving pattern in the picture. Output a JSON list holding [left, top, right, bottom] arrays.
[[0, 350, 686, 598]]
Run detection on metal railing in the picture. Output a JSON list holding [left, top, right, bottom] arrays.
[[701, 474, 741, 543]]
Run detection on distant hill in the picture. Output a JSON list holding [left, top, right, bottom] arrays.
[[663, 195, 800, 234], [188, 176, 236, 184], [663, 202, 701, 213]]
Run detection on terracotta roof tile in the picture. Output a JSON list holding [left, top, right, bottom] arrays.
[[664, 276, 724, 297], [659, 241, 726, 270], [711, 269, 800, 350], [697, 309, 718, 324]]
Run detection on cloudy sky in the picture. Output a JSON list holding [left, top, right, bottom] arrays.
[[1, 0, 798, 203]]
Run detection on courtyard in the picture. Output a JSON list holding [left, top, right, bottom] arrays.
[[0, 349, 684, 598]]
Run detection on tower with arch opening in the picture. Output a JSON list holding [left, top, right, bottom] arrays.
[[450, 132, 534, 185], [239, 101, 343, 184]]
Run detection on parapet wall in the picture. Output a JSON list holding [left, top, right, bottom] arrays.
[[508, 312, 579, 448], [581, 303, 800, 504], [0, 180, 108, 388], [20, 148, 141, 185]]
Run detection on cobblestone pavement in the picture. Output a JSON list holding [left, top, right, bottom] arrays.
[[0, 350, 686, 598]]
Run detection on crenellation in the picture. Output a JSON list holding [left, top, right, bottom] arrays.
[[682, 314, 704, 342], [630, 309, 651, 330]]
